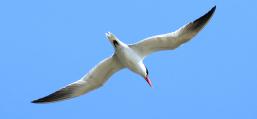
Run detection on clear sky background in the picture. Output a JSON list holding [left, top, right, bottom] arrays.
[[0, 0, 257, 119]]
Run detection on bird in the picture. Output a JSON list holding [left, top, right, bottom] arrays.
[[32, 6, 216, 103]]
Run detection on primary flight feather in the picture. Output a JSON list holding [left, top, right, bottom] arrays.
[[32, 6, 216, 103]]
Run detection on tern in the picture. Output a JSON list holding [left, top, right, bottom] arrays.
[[32, 6, 216, 103]]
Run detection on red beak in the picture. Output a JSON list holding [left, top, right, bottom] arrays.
[[145, 75, 152, 87]]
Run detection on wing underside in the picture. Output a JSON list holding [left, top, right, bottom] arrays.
[[130, 6, 216, 58], [32, 56, 123, 103]]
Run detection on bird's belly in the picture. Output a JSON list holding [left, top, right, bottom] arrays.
[[116, 48, 141, 70]]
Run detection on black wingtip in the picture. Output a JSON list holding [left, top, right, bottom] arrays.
[[188, 5, 216, 32], [208, 5, 216, 17], [31, 84, 79, 104], [31, 94, 65, 104], [31, 100, 36, 103], [31, 93, 70, 104], [31, 98, 49, 104], [31, 99, 45, 104], [197, 5, 216, 22], [31, 97, 64, 104], [210, 5, 216, 15]]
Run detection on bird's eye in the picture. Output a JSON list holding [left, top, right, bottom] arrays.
[[146, 67, 149, 75], [113, 40, 119, 47]]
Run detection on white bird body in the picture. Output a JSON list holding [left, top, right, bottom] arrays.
[[32, 6, 216, 103], [114, 42, 145, 77]]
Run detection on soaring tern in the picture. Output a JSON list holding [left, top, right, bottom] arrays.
[[32, 6, 216, 103]]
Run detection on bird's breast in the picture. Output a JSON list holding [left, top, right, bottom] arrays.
[[116, 48, 142, 70]]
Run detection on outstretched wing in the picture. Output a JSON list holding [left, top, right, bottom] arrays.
[[130, 6, 216, 58], [32, 56, 123, 103]]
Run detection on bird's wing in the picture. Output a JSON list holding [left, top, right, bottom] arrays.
[[129, 6, 216, 58], [32, 56, 123, 103]]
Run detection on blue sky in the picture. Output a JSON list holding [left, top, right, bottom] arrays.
[[0, 0, 257, 119]]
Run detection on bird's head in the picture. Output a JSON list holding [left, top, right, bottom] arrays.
[[105, 32, 121, 48], [144, 66, 152, 87], [138, 63, 152, 87]]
